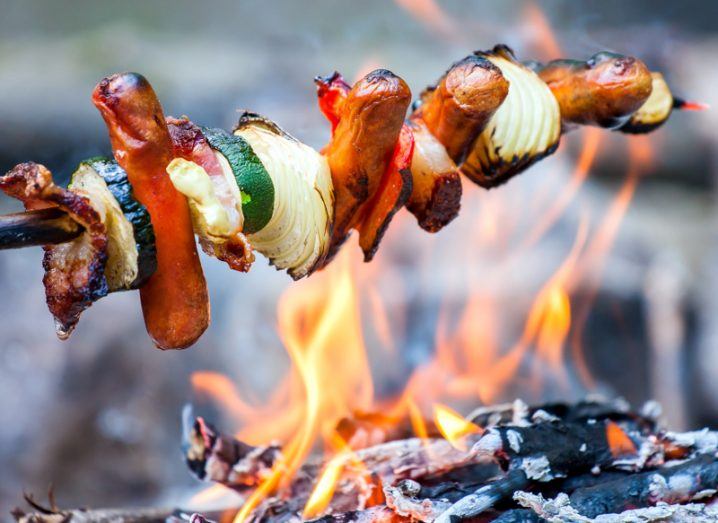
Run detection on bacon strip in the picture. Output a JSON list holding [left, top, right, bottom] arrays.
[[0, 163, 108, 338], [167, 117, 253, 272]]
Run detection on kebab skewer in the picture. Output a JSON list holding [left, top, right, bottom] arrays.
[[0, 45, 701, 349]]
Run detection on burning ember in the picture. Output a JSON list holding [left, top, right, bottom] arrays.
[[178, 398, 718, 522]]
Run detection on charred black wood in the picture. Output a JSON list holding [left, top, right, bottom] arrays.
[[12, 507, 173, 523], [472, 420, 629, 482], [490, 509, 545, 522], [528, 469, 633, 502], [307, 506, 406, 523], [569, 453, 718, 517], [183, 408, 281, 491], [433, 469, 530, 523], [468, 398, 655, 433], [419, 463, 501, 488]]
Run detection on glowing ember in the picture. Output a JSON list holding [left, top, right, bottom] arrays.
[[606, 421, 638, 457]]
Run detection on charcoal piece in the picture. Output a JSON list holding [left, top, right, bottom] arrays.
[[307, 506, 407, 523], [490, 509, 545, 522], [468, 398, 655, 433], [569, 454, 718, 517], [474, 421, 618, 481], [183, 409, 281, 491], [433, 469, 530, 522]]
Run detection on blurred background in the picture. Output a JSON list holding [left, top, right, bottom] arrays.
[[0, 0, 717, 517]]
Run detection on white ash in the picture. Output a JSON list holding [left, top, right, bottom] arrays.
[[466, 402, 514, 427], [432, 482, 505, 523], [664, 428, 718, 455], [506, 429, 523, 453], [383, 481, 451, 522], [514, 491, 718, 522], [471, 430, 502, 458], [511, 399, 531, 426], [520, 455, 556, 481], [531, 409, 561, 423], [612, 437, 663, 471]]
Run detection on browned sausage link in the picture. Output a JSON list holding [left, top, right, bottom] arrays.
[[414, 55, 509, 164], [323, 69, 411, 259], [537, 52, 653, 129], [405, 120, 461, 232]]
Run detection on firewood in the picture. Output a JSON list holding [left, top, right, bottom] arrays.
[[183, 411, 281, 491], [467, 397, 656, 433], [307, 506, 407, 523], [12, 507, 173, 523], [515, 491, 718, 522], [471, 420, 630, 482], [568, 454, 718, 517], [433, 469, 531, 522]]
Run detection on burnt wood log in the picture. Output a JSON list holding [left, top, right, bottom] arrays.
[[307, 506, 407, 523], [183, 410, 282, 491], [433, 469, 530, 523], [568, 454, 718, 517], [468, 398, 655, 434], [490, 509, 545, 522], [515, 491, 718, 522], [472, 420, 631, 481], [12, 507, 173, 523]]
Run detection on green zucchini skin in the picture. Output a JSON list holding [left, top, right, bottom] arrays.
[[82, 157, 157, 288], [200, 127, 275, 234]]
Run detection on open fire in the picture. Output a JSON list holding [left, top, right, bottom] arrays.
[[177, 76, 698, 523], [161, 4, 710, 521]]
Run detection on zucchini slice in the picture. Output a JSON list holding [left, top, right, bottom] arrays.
[[201, 126, 275, 234], [71, 158, 156, 290], [234, 112, 333, 280], [461, 45, 561, 188]]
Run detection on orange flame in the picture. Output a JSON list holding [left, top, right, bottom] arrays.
[[570, 136, 653, 387], [433, 404, 482, 450], [407, 398, 430, 440], [230, 251, 374, 522], [302, 453, 349, 518], [393, 0, 458, 41], [523, 1, 563, 59], [190, 12, 661, 509]]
